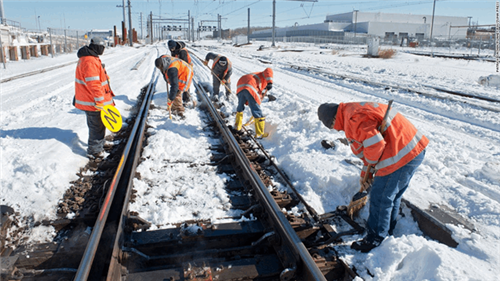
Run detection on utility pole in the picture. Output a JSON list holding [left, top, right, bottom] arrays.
[[122, 0, 126, 27], [218, 14, 222, 41], [0, 0, 5, 25], [353, 10, 359, 38], [496, 1, 499, 72], [272, 0, 276, 47], [191, 17, 194, 42], [188, 10, 191, 41], [128, 0, 133, 46], [247, 8, 250, 44], [140, 12, 143, 39], [430, 0, 436, 57]]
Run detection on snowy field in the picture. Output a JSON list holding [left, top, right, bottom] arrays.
[[1, 40, 500, 280]]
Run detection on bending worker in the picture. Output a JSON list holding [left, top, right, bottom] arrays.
[[168, 40, 193, 104], [317, 101, 428, 252], [203, 52, 233, 99], [74, 37, 115, 159], [155, 55, 193, 117], [234, 67, 273, 138]]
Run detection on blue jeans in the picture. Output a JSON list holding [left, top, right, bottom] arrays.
[[366, 149, 426, 242], [85, 110, 105, 155], [236, 89, 263, 118]]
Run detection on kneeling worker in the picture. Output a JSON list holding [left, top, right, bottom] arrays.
[[234, 67, 273, 138], [155, 55, 193, 117], [318, 101, 428, 252]]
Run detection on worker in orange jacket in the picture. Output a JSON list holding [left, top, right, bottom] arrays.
[[203, 52, 233, 99], [74, 37, 115, 159], [168, 40, 193, 104], [234, 68, 273, 138], [318, 101, 428, 252], [155, 55, 193, 117]]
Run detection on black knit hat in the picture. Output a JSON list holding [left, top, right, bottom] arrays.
[[318, 103, 339, 129]]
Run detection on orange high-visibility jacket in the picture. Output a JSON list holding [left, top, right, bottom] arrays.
[[333, 102, 428, 177], [74, 55, 114, 111], [212, 55, 232, 82], [165, 58, 193, 92], [236, 68, 273, 105]]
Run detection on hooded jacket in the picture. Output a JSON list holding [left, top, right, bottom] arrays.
[[74, 46, 114, 111], [160, 56, 193, 101], [236, 68, 273, 105], [333, 102, 428, 177], [171, 41, 192, 65], [205, 52, 233, 81]]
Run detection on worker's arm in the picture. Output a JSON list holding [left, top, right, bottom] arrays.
[[167, 68, 179, 101]]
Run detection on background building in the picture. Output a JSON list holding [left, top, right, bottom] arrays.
[[250, 11, 469, 44]]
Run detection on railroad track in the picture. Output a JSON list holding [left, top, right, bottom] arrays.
[[287, 64, 500, 113], [1, 51, 362, 281], [1, 45, 477, 281]]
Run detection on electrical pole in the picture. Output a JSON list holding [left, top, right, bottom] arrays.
[[218, 14, 221, 41], [122, 0, 126, 27], [430, 0, 436, 57], [191, 17, 194, 42], [353, 10, 359, 38], [188, 10, 191, 41], [272, 0, 276, 47], [247, 8, 250, 44], [140, 12, 143, 39], [128, 0, 133, 46], [496, 1, 499, 72]]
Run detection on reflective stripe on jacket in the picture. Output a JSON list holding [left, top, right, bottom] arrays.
[[74, 55, 114, 111], [166, 58, 193, 92], [212, 55, 232, 81], [333, 102, 428, 177], [236, 70, 273, 105]]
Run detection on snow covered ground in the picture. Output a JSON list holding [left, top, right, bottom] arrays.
[[1, 39, 500, 280]]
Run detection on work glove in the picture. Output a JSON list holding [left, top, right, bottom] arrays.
[[203, 60, 208, 66], [95, 103, 105, 111], [359, 176, 374, 191], [167, 99, 173, 109], [221, 79, 226, 85], [266, 83, 273, 90]]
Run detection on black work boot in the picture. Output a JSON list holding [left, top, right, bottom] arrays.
[[351, 236, 382, 253]]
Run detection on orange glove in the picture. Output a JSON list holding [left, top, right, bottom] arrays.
[[203, 60, 208, 66], [221, 79, 226, 85], [95, 103, 105, 110], [167, 100, 173, 109]]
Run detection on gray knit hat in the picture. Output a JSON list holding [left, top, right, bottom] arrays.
[[317, 103, 339, 129]]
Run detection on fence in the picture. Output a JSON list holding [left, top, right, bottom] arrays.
[[47, 28, 89, 56], [251, 34, 496, 53]]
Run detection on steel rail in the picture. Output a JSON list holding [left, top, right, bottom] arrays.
[[74, 69, 159, 281], [192, 79, 327, 281]]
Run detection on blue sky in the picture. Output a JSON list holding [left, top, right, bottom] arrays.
[[3, 0, 496, 32]]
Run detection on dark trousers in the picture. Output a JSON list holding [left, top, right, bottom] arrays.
[[366, 149, 426, 241], [85, 110, 105, 155]]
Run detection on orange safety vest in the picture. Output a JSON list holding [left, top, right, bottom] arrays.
[[166, 58, 193, 92], [212, 55, 232, 82], [74, 56, 114, 111], [236, 68, 273, 105], [333, 102, 428, 177]]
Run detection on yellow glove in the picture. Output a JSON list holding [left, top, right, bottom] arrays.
[[167, 99, 173, 109], [221, 79, 226, 85], [203, 60, 208, 66]]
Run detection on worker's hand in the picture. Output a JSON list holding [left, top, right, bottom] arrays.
[[359, 177, 374, 191], [203, 60, 208, 66], [167, 99, 173, 109], [94, 103, 105, 111], [221, 79, 226, 85], [266, 83, 273, 90]]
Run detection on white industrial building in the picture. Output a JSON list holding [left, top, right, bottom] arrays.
[[251, 11, 469, 43]]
